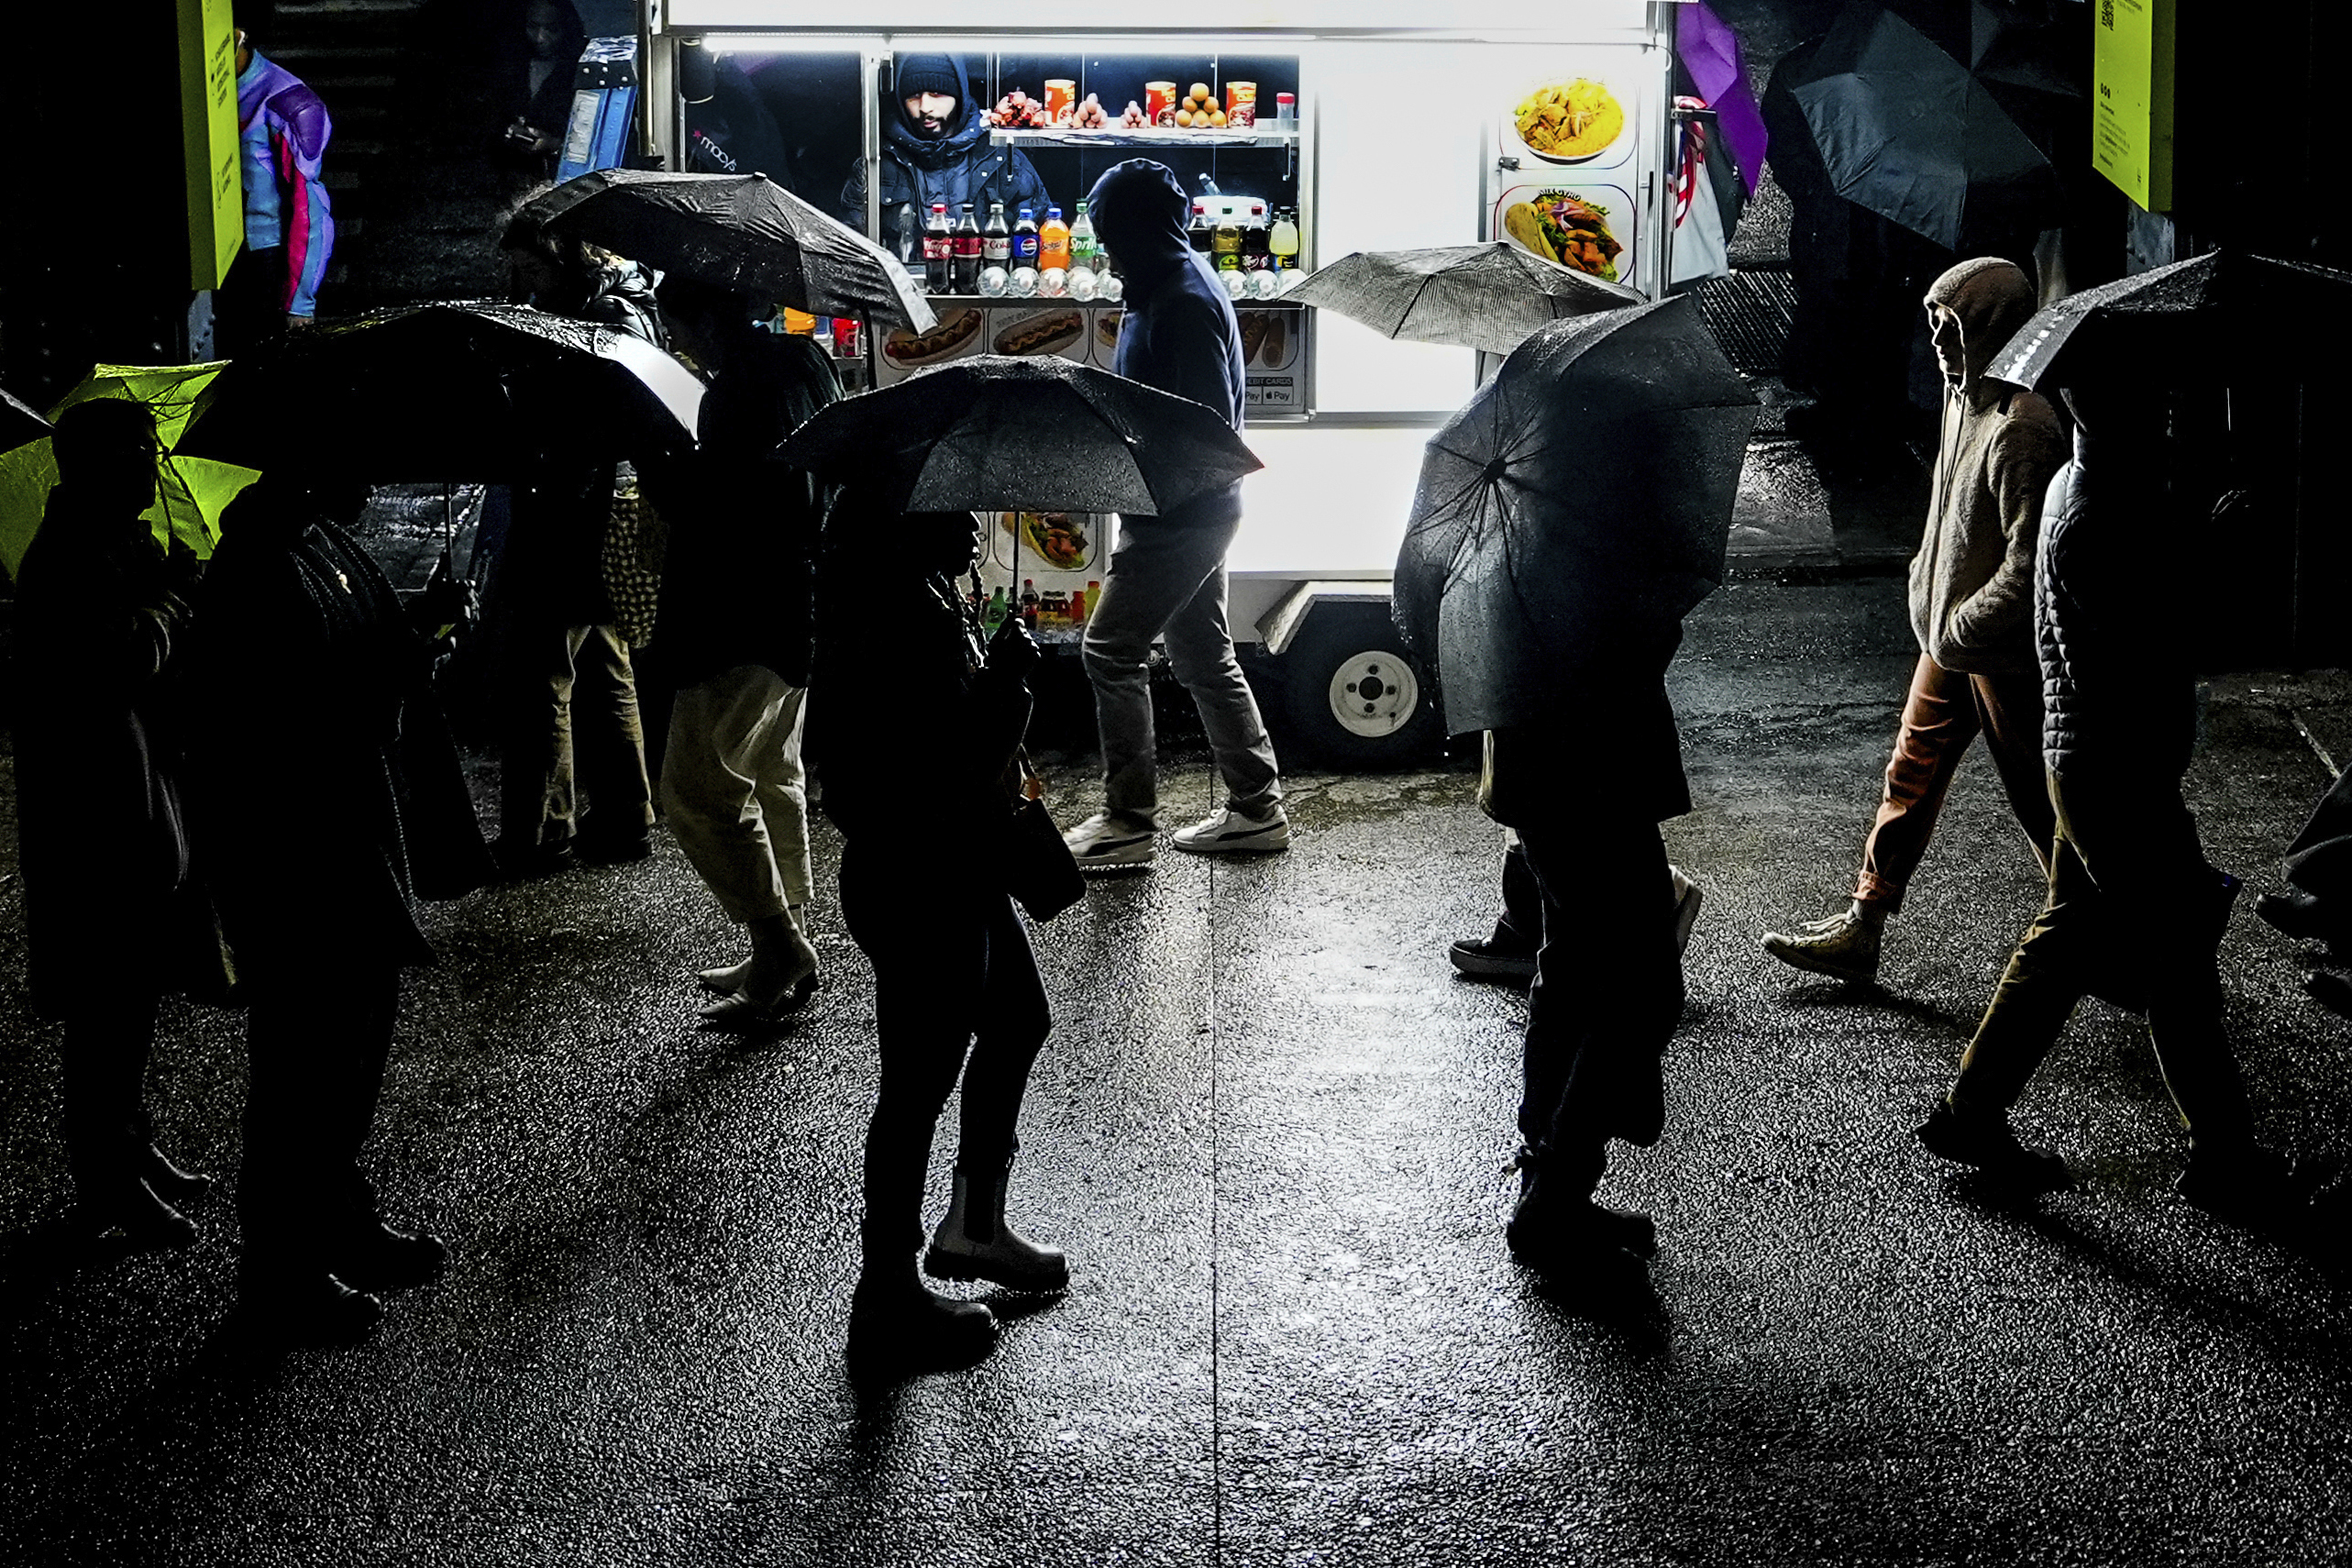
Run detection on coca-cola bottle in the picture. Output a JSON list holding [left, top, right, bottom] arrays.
[[923, 203, 953, 293], [982, 201, 1011, 269], [952, 202, 983, 293]]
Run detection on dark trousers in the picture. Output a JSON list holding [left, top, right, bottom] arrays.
[[1952, 772, 2256, 1152], [238, 964, 402, 1272], [1516, 823, 1686, 1197], [1855, 654, 2053, 912], [61, 990, 162, 1188], [840, 845, 1052, 1258], [212, 244, 291, 359], [1489, 837, 1543, 952]]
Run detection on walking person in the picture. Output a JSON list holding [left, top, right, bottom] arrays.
[[1916, 380, 2302, 1225], [1061, 159, 1286, 868], [1451, 836, 1706, 985], [216, 27, 335, 355], [651, 279, 837, 1027], [188, 468, 488, 1345], [488, 226, 666, 875], [11, 400, 226, 1247], [811, 495, 1068, 1376], [1492, 628, 1696, 1276], [1761, 259, 2068, 985]]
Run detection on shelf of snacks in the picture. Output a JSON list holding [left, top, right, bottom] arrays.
[[986, 127, 1298, 150]]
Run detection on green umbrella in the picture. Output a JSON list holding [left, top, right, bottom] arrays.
[[0, 363, 262, 579]]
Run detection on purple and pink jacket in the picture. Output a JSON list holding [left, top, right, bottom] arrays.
[[237, 50, 335, 318]]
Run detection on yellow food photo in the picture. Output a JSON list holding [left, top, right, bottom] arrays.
[[1514, 78, 1624, 161]]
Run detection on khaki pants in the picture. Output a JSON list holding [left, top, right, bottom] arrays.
[[661, 665, 810, 925], [1950, 770, 2255, 1153], [1853, 653, 2052, 912]]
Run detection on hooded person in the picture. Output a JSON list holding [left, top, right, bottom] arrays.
[[1915, 380, 2311, 1231], [835, 53, 1047, 236], [1057, 159, 1286, 868], [1761, 257, 2067, 986]]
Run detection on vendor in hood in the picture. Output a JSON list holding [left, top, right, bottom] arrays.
[[836, 53, 1048, 235]]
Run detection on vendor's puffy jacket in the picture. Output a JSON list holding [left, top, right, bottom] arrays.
[[1906, 259, 2066, 675], [237, 50, 335, 318], [2036, 428, 2199, 782], [835, 56, 1047, 235]]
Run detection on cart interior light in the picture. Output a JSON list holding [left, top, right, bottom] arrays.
[[666, 0, 1652, 37], [691, 32, 878, 55]]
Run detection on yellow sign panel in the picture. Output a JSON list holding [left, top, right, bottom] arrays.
[[2092, 0, 2175, 211], [180, 0, 241, 290]]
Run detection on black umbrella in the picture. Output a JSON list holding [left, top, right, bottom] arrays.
[[504, 169, 937, 335], [1286, 243, 1640, 357], [1986, 250, 2352, 392], [777, 356, 1262, 519], [1, 386, 50, 455], [1394, 297, 1757, 736], [178, 301, 703, 480], [1778, 0, 2059, 253]]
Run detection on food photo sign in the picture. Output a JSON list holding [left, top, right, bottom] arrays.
[[1488, 66, 1641, 288]]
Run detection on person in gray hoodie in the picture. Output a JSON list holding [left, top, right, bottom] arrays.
[[1761, 258, 2066, 985], [1060, 160, 1286, 868]]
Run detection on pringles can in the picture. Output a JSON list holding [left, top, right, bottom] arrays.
[[1043, 79, 1076, 119], [1145, 81, 1178, 125], [1224, 81, 1257, 127]]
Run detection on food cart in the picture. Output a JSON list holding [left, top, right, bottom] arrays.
[[639, 1, 1680, 764]]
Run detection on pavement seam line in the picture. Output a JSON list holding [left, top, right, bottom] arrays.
[[1208, 848, 1223, 1568], [2291, 708, 2343, 779]]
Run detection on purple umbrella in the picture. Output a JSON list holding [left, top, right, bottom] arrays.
[[1676, 0, 1768, 196]]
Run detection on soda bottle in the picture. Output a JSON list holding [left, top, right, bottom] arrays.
[[1068, 581, 1089, 624], [1070, 200, 1102, 274], [983, 584, 1008, 633], [982, 201, 1011, 269], [1020, 578, 1040, 628], [953, 202, 982, 293], [895, 203, 919, 265], [1269, 206, 1301, 271], [1187, 202, 1212, 255], [1039, 206, 1071, 271], [923, 203, 953, 293], [1011, 205, 1041, 269], [1242, 202, 1271, 271], [1212, 209, 1242, 271]]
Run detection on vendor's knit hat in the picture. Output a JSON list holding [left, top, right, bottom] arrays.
[[893, 53, 963, 104]]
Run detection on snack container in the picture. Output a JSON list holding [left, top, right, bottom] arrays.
[[1044, 79, 1076, 117], [1275, 92, 1297, 130], [1145, 81, 1178, 122], [1225, 81, 1256, 127]]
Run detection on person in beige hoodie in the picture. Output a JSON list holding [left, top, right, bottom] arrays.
[[1762, 258, 2067, 985]]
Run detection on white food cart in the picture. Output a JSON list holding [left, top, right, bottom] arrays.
[[639, 0, 1681, 764]]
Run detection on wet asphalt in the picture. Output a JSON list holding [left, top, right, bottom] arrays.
[[5, 562, 2350, 1566]]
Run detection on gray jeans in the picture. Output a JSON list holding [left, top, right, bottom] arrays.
[[1081, 516, 1282, 822]]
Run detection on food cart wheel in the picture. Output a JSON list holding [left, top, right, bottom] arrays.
[[1277, 606, 1441, 770]]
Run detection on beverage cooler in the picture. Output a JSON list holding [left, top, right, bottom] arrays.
[[639, 3, 1677, 765]]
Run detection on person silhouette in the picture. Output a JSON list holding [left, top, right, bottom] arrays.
[[12, 398, 228, 1248]]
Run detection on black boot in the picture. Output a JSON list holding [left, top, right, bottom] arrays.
[[1916, 1099, 2071, 1191], [139, 1143, 214, 1206], [846, 1255, 998, 1379], [326, 1218, 450, 1294], [1506, 1144, 1656, 1263], [231, 1265, 385, 1349], [64, 1176, 197, 1251], [925, 1160, 1069, 1292]]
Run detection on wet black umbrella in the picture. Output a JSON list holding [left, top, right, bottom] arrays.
[[178, 301, 703, 480], [1, 387, 50, 455], [777, 356, 1261, 518], [1286, 243, 1640, 357], [1778, 0, 2059, 253], [503, 169, 937, 334], [1394, 297, 1757, 735], [1986, 250, 2352, 392]]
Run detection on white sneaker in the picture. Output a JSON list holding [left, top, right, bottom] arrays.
[[1670, 865, 1704, 956], [1172, 805, 1290, 855], [1064, 811, 1157, 867]]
